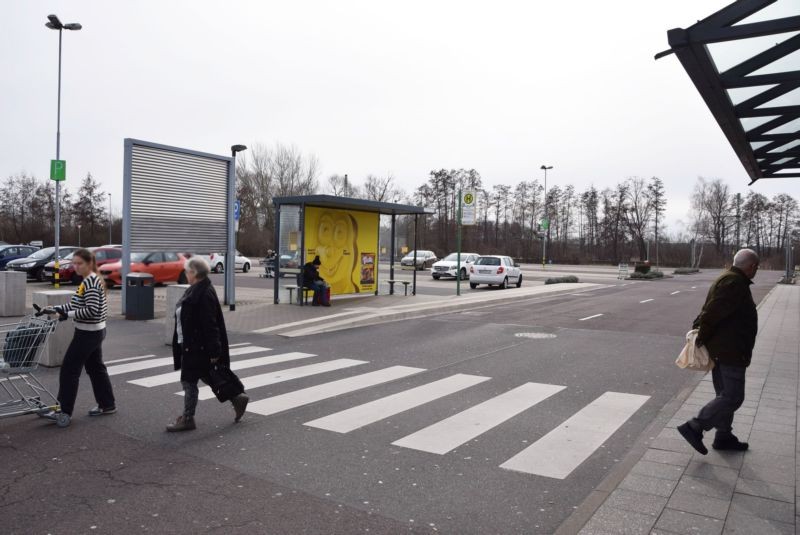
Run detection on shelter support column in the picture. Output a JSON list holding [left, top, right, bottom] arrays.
[[390, 214, 396, 295]]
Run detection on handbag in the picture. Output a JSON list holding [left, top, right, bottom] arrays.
[[676, 329, 714, 372], [207, 364, 245, 403]]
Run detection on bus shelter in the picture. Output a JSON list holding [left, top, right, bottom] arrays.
[[272, 195, 431, 304]]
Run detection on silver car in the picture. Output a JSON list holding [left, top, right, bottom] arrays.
[[400, 250, 438, 270]]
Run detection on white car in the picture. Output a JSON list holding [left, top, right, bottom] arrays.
[[200, 251, 252, 273], [431, 252, 480, 280], [469, 255, 522, 289]]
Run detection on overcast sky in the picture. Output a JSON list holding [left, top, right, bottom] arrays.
[[2, 0, 798, 234]]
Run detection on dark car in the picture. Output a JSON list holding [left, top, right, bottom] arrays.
[[44, 247, 121, 284], [6, 246, 80, 282], [0, 245, 39, 271]]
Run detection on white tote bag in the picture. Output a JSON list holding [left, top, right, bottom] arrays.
[[676, 329, 714, 372]]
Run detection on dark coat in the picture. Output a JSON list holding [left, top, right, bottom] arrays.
[[693, 266, 757, 367], [302, 262, 323, 288], [172, 277, 230, 382]]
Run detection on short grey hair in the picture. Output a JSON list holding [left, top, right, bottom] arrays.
[[185, 257, 210, 279], [733, 248, 759, 269]]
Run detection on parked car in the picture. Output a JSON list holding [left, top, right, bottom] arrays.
[[99, 252, 187, 287], [469, 255, 522, 289], [199, 251, 252, 273], [400, 250, 438, 270], [0, 245, 39, 271], [44, 247, 122, 284], [431, 252, 480, 280], [5, 246, 80, 281]]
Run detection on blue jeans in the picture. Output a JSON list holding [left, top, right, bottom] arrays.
[[307, 281, 327, 304], [693, 363, 746, 439]]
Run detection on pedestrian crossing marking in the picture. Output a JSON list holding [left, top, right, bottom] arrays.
[[192, 358, 370, 401], [128, 352, 317, 388], [305, 374, 490, 433], [105, 354, 156, 365], [247, 366, 426, 417], [499, 391, 649, 479], [106, 346, 271, 376], [392, 382, 566, 455]]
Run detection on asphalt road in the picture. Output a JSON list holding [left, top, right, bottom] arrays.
[[1, 269, 780, 534]]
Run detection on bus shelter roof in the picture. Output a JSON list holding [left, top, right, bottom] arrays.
[[273, 195, 433, 216]]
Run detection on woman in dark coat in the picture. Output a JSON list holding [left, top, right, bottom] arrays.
[[168, 257, 248, 431]]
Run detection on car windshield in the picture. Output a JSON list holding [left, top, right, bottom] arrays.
[[131, 253, 148, 262], [29, 247, 55, 260], [475, 257, 501, 266], [443, 253, 460, 262]]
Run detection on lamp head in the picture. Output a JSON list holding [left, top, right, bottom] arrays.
[[540, 165, 553, 170], [64, 23, 82, 31], [231, 144, 247, 154], [46, 14, 63, 29]]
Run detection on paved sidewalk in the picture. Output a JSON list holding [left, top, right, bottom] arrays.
[[571, 283, 799, 534]]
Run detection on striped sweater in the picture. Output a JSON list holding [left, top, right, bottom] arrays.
[[57, 273, 108, 331]]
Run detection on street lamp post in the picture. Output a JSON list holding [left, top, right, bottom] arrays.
[[108, 192, 112, 245], [77, 224, 81, 247], [227, 144, 247, 311], [540, 165, 553, 269], [45, 14, 81, 289]]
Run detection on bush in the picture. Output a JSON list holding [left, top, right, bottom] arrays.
[[634, 262, 651, 274], [673, 267, 700, 275], [629, 270, 664, 280], [545, 275, 579, 285]]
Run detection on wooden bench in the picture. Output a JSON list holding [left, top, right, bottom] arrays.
[[386, 280, 412, 296]]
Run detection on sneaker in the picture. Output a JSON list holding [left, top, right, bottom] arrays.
[[41, 410, 71, 427], [88, 406, 117, 416], [166, 415, 196, 432], [677, 422, 708, 455], [232, 394, 249, 423], [712, 435, 749, 451]]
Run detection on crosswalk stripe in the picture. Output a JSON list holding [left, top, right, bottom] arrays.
[[305, 374, 490, 433], [228, 342, 251, 348], [392, 382, 565, 454], [246, 366, 426, 417], [105, 354, 156, 365], [106, 346, 271, 376], [392, 382, 566, 455], [500, 391, 650, 479], [128, 352, 317, 388], [193, 359, 370, 401]]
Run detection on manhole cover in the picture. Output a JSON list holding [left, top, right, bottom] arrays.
[[514, 332, 557, 339]]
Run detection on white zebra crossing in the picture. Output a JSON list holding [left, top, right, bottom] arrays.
[[392, 382, 566, 455], [106, 345, 270, 376], [500, 391, 650, 479], [305, 374, 490, 433], [246, 366, 426, 416], [192, 359, 369, 401], [129, 352, 316, 388]]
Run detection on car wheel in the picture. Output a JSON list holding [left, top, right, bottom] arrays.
[[35, 268, 45, 282], [516, 275, 523, 288], [469, 282, 478, 289], [71, 273, 82, 285], [215, 262, 224, 274], [243, 263, 250, 273], [459, 268, 466, 280], [433, 274, 440, 280], [502, 277, 509, 289], [178, 271, 188, 284], [105, 280, 115, 289]]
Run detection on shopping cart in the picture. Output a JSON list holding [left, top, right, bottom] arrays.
[[0, 305, 63, 426]]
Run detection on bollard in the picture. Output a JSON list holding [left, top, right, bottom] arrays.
[[165, 284, 190, 345], [0, 271, 26, 317], [32, 290, 73, 367]]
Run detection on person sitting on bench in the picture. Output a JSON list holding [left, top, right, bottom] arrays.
[[303, 256, 330, 307]]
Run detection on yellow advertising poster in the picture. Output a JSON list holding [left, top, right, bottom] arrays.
[[304, 206, 379, 295]]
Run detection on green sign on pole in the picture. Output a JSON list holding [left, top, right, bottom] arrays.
[[540, 218, 550, 230], [50, 160, 66, 182]]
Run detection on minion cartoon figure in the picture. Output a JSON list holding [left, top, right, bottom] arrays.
[[307, 209, 359, 294]]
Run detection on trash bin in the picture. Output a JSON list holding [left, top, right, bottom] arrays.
[[126, 273, 155, 320]]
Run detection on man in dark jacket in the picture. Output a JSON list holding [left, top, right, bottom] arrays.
[[678, 249, 759, 455], [302, 255, 330, 307]]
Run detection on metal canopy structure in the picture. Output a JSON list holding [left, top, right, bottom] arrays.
[[658, 0, 800, 184], [272, 195, 432, 304]]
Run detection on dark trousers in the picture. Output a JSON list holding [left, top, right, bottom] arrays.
[[693, 363, 746, 439], [307, 281, 328, 305], [58, 329, 115, 416]]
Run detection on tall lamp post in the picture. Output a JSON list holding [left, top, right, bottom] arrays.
[[108, 193, 112, 244], [45, 14, 81, 288], [227, 144, 247, 311], [540, 165, 553, 269]]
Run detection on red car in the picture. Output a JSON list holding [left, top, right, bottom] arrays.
[[44, 247, 122, 284], [100, 252, 188, 288]]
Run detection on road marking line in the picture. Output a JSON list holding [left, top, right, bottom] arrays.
[[578, 314, 603, 321], [691, 286, 696, 289], [105, 354, 156, 365], [192, 358, 368, 400], [500, 391, 650, 479], [129, 352, 316, 388], [228, 342, 251, 348], [108, 346, 270, 376], [247, 366, 425, 416], [640, 299, 654, 303], [671, 291, 680, 295], [305, 374, 490, 433], [230, 346, 271, 356], [392, 382, 566, 455]]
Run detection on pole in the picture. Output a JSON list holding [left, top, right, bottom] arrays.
[[542, 167, 547, 269], [456, 189, 462, 296], [389, 214, 396, 295], [225, 151, 236, 311], [413, 214, 418, 296], [108, 193, 112, 244], [54, 28, 62, 288]]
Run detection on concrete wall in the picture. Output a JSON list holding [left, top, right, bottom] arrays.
[[0, 271, 26, 317], [32, 290, 73, 367]]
